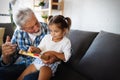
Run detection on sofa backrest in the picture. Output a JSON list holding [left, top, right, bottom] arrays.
[[78, 31, 120, 80], [67, 30, 98, 70], [0, 23, 14, 43]]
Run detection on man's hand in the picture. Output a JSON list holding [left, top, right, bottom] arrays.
[[2, 36, 17, 56], [1, 36, 17, 64], [2, 42, 17, 56]]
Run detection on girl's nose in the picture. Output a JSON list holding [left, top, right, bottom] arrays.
[[51, 32, 55, 36]]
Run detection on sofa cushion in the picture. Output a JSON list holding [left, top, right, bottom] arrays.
[[67, 30, 98, 69], [51, 63, 89, 80], [78, 31, 120, 80]]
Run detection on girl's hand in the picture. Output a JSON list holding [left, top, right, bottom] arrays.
[[41, 52, 58, 64], [28, 46, 41, 53], [28, 46, 35, 52]]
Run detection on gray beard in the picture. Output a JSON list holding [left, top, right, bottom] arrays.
[[31, 30, 41, 36]]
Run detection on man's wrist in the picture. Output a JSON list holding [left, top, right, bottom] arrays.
[[1, 60, 7, 65], [0, 55, 10, 66], [1, 54, 11, 64]]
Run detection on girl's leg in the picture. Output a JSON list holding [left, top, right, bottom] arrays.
[[38, 66, 52, 80], [17, 64, 37, 80]]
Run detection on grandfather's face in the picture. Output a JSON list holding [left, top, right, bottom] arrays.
[[22, 14, 40, 34]]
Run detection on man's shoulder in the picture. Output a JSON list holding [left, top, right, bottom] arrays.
[[13, 29, 27, 37], [14, 29, 24, 33], [39, 22, 49, 34], [39, 22, 47, 27]]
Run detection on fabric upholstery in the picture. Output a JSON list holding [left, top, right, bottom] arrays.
[[78, 31, 120, 80], [0, 23, 14, 43], [67, 30, 98, 69], [51, 63, 89, 80], [0, 23, 14, 54]]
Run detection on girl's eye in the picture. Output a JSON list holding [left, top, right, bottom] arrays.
[[49, 29, 60, 33], [54, 31, 59, 33]]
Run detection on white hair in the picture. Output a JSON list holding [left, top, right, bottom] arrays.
[[15, 8, 35, 28]]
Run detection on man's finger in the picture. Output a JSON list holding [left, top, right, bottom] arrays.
[[6, 36, 11, 42]]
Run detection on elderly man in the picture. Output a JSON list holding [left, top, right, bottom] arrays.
[[0, 8, 57, 80]]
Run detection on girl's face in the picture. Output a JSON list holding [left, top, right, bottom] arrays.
[[49, 24, 66, 42]]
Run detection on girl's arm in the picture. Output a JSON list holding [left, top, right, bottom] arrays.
[[43, 51, 65, 61]]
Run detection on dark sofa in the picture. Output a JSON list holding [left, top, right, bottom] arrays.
[[52, 30, 120, 80], [0, 23, 120, 80], [0, 23, 14, 43]]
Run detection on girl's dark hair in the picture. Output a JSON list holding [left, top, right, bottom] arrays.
[[48, 15, 71, 30]]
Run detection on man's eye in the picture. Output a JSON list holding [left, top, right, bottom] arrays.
[[35, 21, 38, 25]]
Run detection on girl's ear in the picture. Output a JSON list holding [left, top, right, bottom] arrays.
[[63, 28, 68, 35]]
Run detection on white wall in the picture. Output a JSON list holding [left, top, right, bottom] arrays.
[[0, 0, 11, 23], [1, 0, 120, 34], [11, 0, 44, 24], [64, 0, 120, 34], [0, 0, 44, 24]]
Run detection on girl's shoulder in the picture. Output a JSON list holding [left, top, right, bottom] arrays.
[[44, 34, 51, 37], [42, 34, 51, 40], [62, 36, 71, 44], [64, 36, 70, 41]]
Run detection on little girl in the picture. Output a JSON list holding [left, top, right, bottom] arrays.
[[17, 15, 72, 80]]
